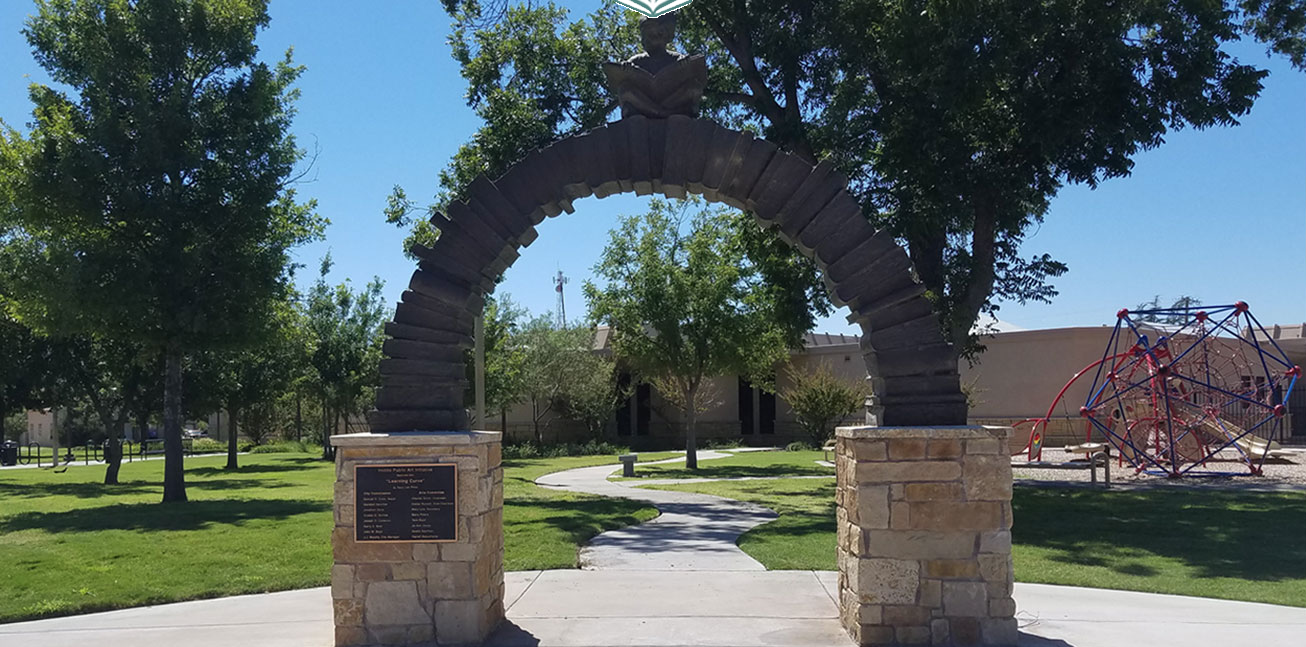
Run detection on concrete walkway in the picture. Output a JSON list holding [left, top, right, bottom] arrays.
[[8, 578, 1306, 647], [535, 451, 778, 571]]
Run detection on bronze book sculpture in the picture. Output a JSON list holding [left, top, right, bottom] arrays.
[[604, 14, 708, 119]]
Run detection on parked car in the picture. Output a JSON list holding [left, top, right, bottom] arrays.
[[183, 428, 209, 439]]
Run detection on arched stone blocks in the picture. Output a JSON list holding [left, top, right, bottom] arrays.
[[369, 115, 968, 433]]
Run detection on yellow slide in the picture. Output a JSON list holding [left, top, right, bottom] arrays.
[[1199, 418, 1290, 460]]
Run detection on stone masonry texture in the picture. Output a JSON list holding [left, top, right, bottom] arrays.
[[836, 426, 1017, 646], [331, 431, 504, 646]]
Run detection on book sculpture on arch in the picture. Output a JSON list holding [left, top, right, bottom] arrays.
[[603, 13, 708, 119]]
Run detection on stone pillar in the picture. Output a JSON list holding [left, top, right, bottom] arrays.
[[331, 431, 504, 646], [835, 426, 1016, 646]]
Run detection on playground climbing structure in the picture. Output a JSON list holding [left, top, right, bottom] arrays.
[[1018, 302, 1300, 477]]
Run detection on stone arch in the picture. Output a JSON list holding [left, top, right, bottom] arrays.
[[368, 115, 968, 433]]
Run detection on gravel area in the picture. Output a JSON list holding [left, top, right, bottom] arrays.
[[1013, 446, 1306, 491]]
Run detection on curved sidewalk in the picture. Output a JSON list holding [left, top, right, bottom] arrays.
[[535, 450, 778, 570]]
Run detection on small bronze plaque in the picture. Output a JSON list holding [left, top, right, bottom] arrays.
[[354, 463, 457, 543]]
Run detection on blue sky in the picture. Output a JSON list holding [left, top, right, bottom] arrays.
[[2, 1, 1302, 335]]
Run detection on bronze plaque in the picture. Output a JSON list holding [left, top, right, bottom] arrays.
[[354, 463, 457, 543]]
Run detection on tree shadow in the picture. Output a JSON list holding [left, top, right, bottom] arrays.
[[632, 464, 833, 480], [1013, 488, 1306, 582], [0, 480, 157, 499], [504, 497, 653, 546], [0, 474, 297, 502], [0, 498, 331, 534], [188, 462, 323, 476]]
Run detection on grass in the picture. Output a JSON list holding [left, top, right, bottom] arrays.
[[0, 450, 675, 623], [644, 478, 1306, 607], [500, 452, 678, 570], [614, 449, 833, 480]]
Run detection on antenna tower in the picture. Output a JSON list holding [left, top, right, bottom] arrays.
[[554, 270, 569, 328]]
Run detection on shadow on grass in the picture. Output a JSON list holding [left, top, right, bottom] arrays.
[[1013, 488, 1306, 582], [188, 462, 323, 476], [0, 476, 297, 501], [504, 496, 653, 545], [634, 465, 832, 480], [0, 480, 157, 499], [0, 498, 331, 534]]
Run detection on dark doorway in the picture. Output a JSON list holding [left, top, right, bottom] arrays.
[[636, 382, 651, 436], [615, 373, 632, 437], [759, 388, 776, 435], [738, 378, 755, 436]]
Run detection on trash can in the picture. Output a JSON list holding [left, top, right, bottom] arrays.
[[1, 441, 18, 467]]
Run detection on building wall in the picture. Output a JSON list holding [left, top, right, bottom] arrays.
[[24, 410, 55, 446]]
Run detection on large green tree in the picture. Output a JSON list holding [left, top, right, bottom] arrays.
[[413, 0, 1305, 354], [585, 199, 790, 468], [4, 0, 323, 501]]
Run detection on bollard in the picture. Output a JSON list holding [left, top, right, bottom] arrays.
[[619, 453, 638, 477]]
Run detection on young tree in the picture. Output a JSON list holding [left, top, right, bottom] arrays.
[[1133, 295, 1204, 325], [560, 347, 624, 441], [514, 316, 597, 443], [304, 256, 386, 458], [6, 0, 323, 501], [465, 295, 527, 429], [191, 301, 305, 469], [72, 337, 158, 484], [412, 0, 1305, 355], [780, 364, 868, 446], [586, 199, 790, 468]]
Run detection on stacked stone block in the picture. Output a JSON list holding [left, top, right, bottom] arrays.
[[836, 426, 1016, 646], [331, 431, 504, 646]]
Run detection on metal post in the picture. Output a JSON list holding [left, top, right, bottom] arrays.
[[51, 409, 59, 469], [474, 312, 486, 430]]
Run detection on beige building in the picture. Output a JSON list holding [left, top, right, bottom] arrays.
[[487, 331, 868, 448], [488, 323, 1306, 450]]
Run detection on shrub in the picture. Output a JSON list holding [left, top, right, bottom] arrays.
[[785, 440, 816, 452], [249, 440, 310, 454], [190, 439, 224, 453], [780, 364, 868, 446], [501, 440, 628, 460]]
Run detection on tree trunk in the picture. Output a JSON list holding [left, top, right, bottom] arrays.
[[295, 394, 302, 442], [532, 401, 543, 444], [225, 403, 239, 470], [684, 384, 698, 470], [102, 411, 127, 485], [321, 402, 332, 460], [161, 348, 187, 503], [103, 432, 122, 484]]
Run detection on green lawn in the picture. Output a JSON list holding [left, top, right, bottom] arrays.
[[500, 452, 677, 570], [645, 478, 1306, 607], [0, 451, 673, 622], [615, 449, 833, 480]]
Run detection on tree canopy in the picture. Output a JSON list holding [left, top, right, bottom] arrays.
[[407, 0, 1305, 355], [2, 0, 323, 501], [586, 199, 791, 467]]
